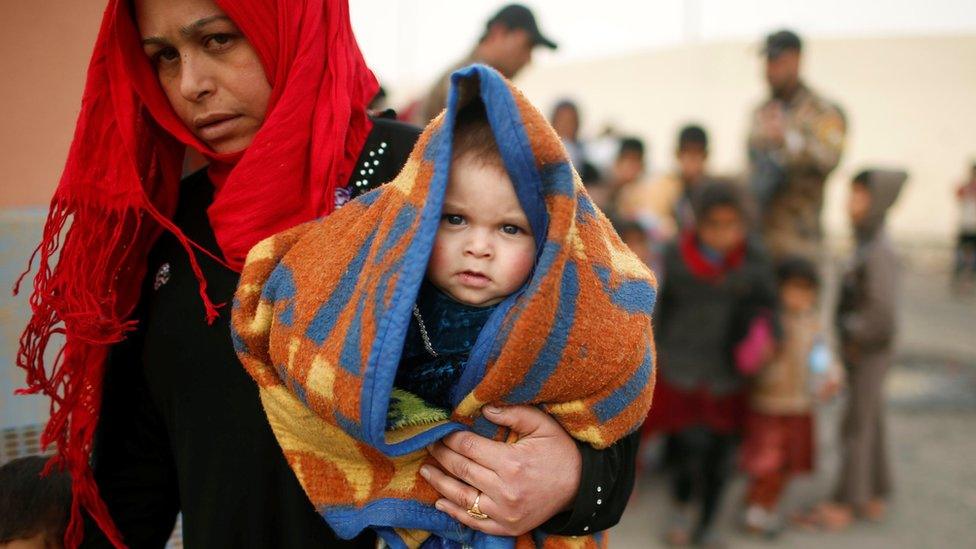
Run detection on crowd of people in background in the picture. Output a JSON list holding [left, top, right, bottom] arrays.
[[531, 23, 906, 548]]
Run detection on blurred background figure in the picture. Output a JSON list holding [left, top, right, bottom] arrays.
[[645, 183, 777, 547], [596, 136, 648, 220], [403, 3, 557, 125], [740, 256, 842, 539], [747, 29, 846, 261], [0, 456, 71, 549], [642, 124, 714, 243], [550, 99, 600, 183], [954, 162, 976, 292], [806, 169, 907, 531], [368, 84, 389, 115], [613, 217, 655, 268]]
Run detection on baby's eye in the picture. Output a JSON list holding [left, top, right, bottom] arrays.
[[501, 224, 523, 235], [442, 214, 464, 225]]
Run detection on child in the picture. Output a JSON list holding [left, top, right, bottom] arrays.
[[549, 99, 600, 184], [643, 124, 714, 241], [387, 100, 541, 429], [611, 218, 654, 269], [810, 168, 906, 530], [589, 137, 647, 218], [645, 182, 777, 546], [741, 256, 841, 537], [0, 456, 71, 549], [232, 64, 657, 548]]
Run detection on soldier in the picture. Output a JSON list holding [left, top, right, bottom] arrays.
[[748, 30, 846, 260], [404, 4, 557, 126]]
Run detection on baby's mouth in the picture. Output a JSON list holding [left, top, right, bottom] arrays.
[[457, 270, 491, 288]]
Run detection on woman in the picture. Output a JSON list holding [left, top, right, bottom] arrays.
[[16, 0, 639, 547]]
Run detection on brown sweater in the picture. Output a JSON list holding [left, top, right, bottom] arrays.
[[751, 311, 838, 415]]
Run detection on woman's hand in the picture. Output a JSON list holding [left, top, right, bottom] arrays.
[[420, 405, 582, 536]]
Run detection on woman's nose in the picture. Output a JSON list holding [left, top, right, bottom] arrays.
[[179, 55, 216, 103]]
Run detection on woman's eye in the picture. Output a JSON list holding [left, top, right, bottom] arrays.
[[501, 225, 522, 235], [153, 47, 179, 65], [205, 33, 235, 50], [442, 214, 464, 225]]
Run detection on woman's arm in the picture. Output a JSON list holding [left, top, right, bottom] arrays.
[[422, 405, 637, 537], [538, 430, 639, 535]]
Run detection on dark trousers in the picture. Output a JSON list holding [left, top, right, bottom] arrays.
[[665, 427, 738, 531]]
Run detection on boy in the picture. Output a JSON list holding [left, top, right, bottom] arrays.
[[232, 64, 657, 548], [0, 456, 71, 549], [811, 168, 906, 530], [643, 124, 714, 240], [645, 182, 777, 546], [741, 256, 841, 537], [589, 137, 646, 218]]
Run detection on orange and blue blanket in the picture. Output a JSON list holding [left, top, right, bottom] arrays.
[[231, 64, 657, 549]]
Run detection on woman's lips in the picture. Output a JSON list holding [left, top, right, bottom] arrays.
[[457, 271, 491, 288], [195, 114, 243, 142]]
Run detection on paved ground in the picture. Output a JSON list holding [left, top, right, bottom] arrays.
[[611, 253, 976, 548]]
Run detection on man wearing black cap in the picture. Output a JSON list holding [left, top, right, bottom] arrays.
[[409, 3, 557, 125], [748, 29, 847, 260]]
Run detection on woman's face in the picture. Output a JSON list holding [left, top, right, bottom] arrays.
[[135, 0, 271, 154]]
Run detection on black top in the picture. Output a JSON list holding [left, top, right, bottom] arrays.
[[82, 116, 637, 548], [394, 281, 497, 415], [655, 236, 778, 395]]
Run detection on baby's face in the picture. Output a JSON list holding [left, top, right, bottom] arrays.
[[427, 155, 536, 307]]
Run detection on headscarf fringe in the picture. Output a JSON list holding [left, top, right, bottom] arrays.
[[13, 196, 222, 548]]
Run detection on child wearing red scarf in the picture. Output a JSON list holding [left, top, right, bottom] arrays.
[[645, 182, 777, 546]]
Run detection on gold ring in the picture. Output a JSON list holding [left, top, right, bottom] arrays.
[[466, 492, 489, 520]]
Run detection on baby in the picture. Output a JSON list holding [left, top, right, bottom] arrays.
[[232, 64, 656, 548], [389, 102, 537, 427]]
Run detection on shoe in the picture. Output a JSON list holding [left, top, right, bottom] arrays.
[[693, 524, 727, 548], [743, 504, 782, 539], [792, 502, 854, 532], [860, 498, 887, 522], [665, 505, 693, 546]]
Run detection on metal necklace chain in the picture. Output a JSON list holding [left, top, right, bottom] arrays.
[[412, 304, 439, 357]]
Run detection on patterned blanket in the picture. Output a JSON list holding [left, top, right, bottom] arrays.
[[231, 64, 657, 548]]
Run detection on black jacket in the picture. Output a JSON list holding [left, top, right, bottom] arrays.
[[655, 235, 778, 395], [83, 116, 637, 548]]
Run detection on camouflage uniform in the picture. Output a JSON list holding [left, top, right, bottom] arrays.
[[748, 83, 846, 260], [410, 55, 478, 126]]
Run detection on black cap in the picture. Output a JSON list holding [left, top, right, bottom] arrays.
[[762, 29, 802, 59], [487, 4, 557, 50]]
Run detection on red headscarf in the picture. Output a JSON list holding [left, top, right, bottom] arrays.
[[14, 1, 377, 546]]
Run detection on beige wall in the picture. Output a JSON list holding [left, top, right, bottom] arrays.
[[0, 1, 103, 208], [515, 34, 976, 244]]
